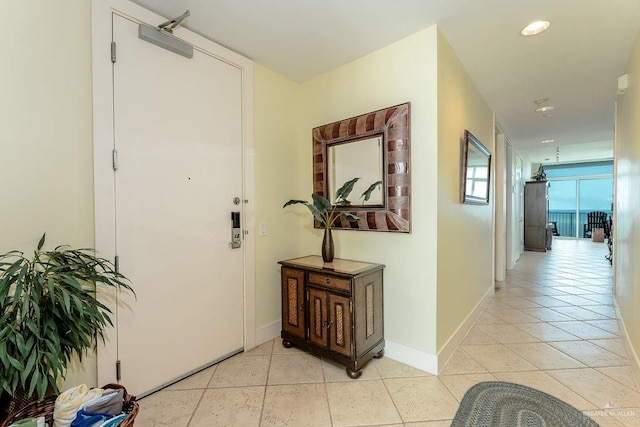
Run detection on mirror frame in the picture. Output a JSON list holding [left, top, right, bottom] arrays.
[[461, 129, 491, 205], [312, 102, 411, 232]]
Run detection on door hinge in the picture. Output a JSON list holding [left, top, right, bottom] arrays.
[[112, 149, 119, 171], [116, 360, 121, 381], [111, 41, 117, 63], [114, 255, 119, 274]]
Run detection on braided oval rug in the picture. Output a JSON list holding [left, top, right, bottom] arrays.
[[452, 381, 600, 427]]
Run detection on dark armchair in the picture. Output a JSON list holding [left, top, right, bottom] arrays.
[[583, 211, 608, 238]]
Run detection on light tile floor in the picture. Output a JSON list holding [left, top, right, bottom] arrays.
[[136, 239, 640, 426]]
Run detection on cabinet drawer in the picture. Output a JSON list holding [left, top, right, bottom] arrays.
[[308, 273, 350, 292]]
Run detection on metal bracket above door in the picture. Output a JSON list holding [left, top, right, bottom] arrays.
[[138, 21, 193, 58]]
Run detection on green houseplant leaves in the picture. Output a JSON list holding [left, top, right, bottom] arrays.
[[283, 178, 382, 229], [0, 234, 134, 400]]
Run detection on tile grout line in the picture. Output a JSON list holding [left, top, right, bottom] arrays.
[[376, 363, 406, 425], [320, 358, 336, 427], [184, 387, 208, 426], [258, 339, 275, 427]]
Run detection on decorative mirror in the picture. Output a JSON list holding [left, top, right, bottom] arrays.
[[312, 102, 411, 232], [327, 135, 384, 206], [461, 129, 491, 205]]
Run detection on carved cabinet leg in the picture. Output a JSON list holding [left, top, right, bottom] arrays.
[[282, 339, 294, 348], [373, 349, 384, 359], [346, 367, 363, 379]]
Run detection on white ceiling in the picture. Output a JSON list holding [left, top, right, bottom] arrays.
[[131, 0, 640, 165]]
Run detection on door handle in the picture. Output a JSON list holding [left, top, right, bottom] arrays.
[[325, 320, 333, 329], [230, 211, 241, 249]]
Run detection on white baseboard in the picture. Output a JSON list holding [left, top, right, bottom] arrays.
[[436, 284, 494, 373], [257, 320, 440, 375], [384, 340, 438, 374], [613, 299, 640, 391], [260, 284, 493, 377], [254, 319, 281, 348]]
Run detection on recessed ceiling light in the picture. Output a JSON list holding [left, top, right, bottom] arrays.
[[541, 139, 554, 144], [521, 20, 550, 36], [535, 105, 555, 113]]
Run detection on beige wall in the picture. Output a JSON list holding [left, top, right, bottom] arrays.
[[615, 29, 640, 369], [253, 64, 305, 331], [3, 0, 494, 385], [1, 1, 96, 387], [297, 27, 440, 354], [1, 1, 94, 253], [256, 25, 494, 362], [435, 30, 494, 350]]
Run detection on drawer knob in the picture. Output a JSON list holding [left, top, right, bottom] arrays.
[[325, 278, 330, 284]]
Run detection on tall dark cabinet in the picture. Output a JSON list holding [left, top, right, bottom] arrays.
[[524, 180, 549, 252]]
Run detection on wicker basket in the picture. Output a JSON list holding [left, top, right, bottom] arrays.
[[1, 384, 138, 427]]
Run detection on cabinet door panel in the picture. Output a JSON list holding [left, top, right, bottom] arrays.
[[524, 226, 546, 251], [308, 288, 328, 348], [329, 293, 352, 357], [281, 268, 305, 339], [524, 182, 548, 227], [354, 271, 383, 357]]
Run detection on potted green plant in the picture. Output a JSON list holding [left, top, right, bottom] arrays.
[[532, 164, 546, 181], [0, 234, 133, 418], [283, 178, 381, 262]]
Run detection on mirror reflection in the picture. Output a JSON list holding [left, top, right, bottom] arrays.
[[465, 144, 489, 199], [328, 136, 384, 205], [462, 129, 491, 205]]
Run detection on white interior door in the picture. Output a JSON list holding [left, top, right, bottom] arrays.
[[111, 14, 244, 396]]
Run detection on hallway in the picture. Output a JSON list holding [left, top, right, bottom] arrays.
[[446, 238, 639, 426], [135, 239, 640, 426]]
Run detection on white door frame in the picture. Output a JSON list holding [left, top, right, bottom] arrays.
[[91, 0, 256, 386], [505, 142, 516, 269], [517, 154, 525, 256], [494, 121, 506, 282]]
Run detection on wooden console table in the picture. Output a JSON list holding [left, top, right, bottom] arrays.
[[279, 256, 385, 378]]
